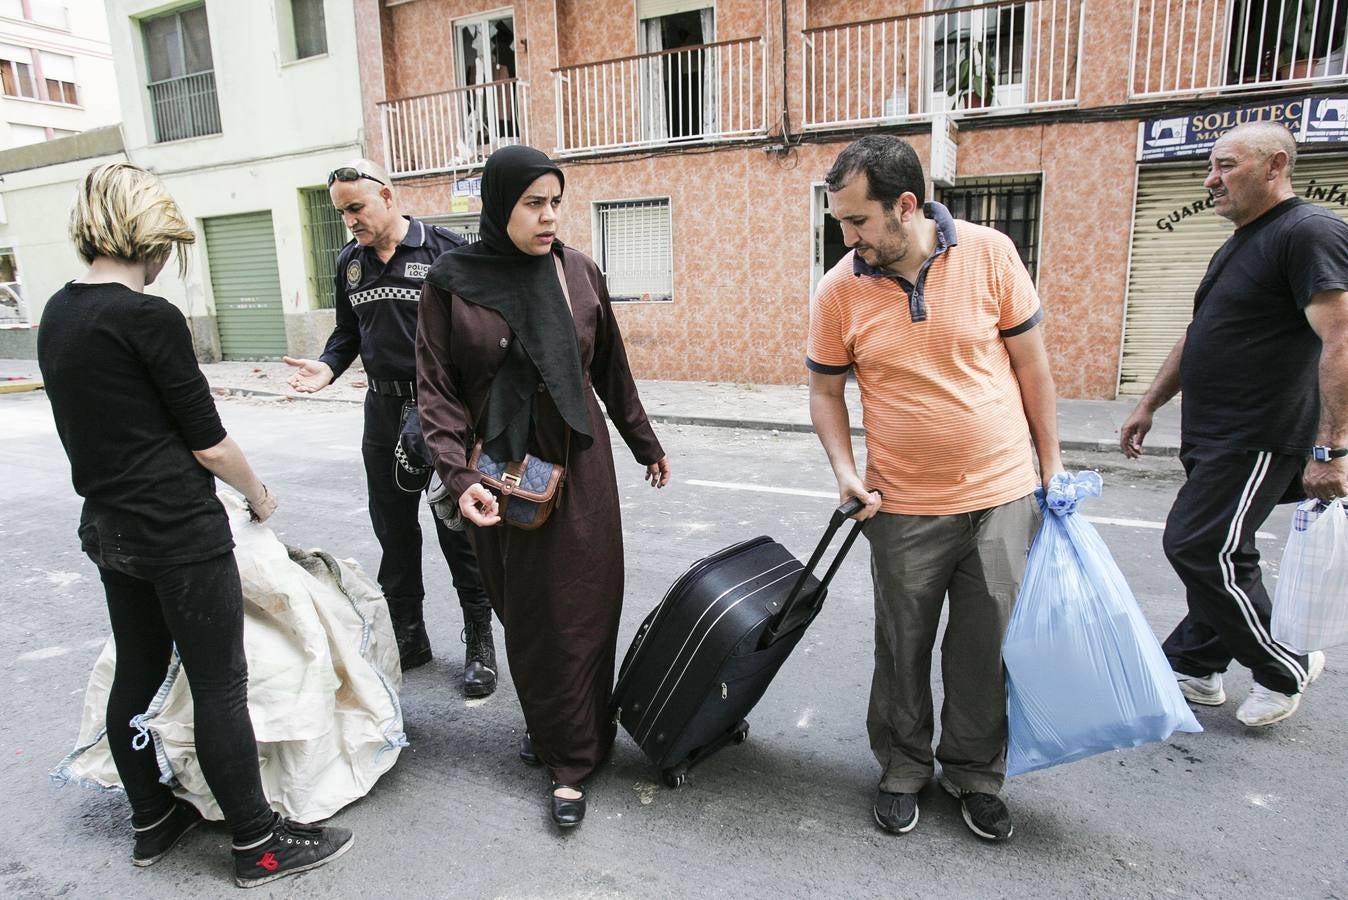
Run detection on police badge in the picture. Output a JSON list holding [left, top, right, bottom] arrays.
[[345, 258, 362, 288]]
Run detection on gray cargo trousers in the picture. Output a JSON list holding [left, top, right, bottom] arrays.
[[866, 493, 1040, 796]]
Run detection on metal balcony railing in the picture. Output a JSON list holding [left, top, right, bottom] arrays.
[[379, 79, 530, 178], [551, 37, 767, 154], [1130, 0, 1348, 98], [801, 0, 1083, 130], [147, 70, 221, 143]]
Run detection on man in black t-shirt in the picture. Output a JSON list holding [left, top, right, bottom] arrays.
[[283, 159, 498, 698], [1121, 123, 1348, 728]]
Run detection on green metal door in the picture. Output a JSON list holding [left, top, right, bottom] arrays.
[[204, 212, 287, 359]]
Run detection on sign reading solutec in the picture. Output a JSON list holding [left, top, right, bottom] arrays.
[[1137, 96, 1346, 161]]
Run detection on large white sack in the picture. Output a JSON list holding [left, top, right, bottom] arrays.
[[51, 492, 406, 822]]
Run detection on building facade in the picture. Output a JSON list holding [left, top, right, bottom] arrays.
[[1, 0, 120, 148], [1, 0, 121, 339], [104, 0, 365, 359], [3, 0, 366, 360], [355, 0, 1348, 398]]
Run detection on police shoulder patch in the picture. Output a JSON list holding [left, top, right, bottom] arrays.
[[345, 258, 362, 288]]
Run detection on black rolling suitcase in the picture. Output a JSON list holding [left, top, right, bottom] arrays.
[[612, 498, 867, 787]]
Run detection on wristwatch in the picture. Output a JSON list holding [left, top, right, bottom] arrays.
[[1312, 445, 1348, 462]]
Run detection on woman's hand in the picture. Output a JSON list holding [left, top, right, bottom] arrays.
[[459, 483, 501, 526], [246, 484, 279, 523], [646, 456, 671, 488]]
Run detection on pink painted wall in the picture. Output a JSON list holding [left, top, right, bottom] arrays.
[[354, 0, 1201, 397]]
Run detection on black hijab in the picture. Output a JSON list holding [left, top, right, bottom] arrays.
[[426, 145, 592, 460]]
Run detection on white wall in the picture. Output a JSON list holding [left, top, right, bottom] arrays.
[[0, 0, 121, 148], [93, 0, 365, 349], [109, 0, 364, 171], [0, 149, 129, 322]]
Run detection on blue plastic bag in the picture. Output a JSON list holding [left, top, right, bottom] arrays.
[[1005, 472, 1200, 777]]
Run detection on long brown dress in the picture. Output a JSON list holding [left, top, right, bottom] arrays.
[[415, 244, 664, 785]]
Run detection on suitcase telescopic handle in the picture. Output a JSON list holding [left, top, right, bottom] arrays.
[[762, 494, 876, 646]]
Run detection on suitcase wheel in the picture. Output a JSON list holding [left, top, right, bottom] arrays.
[[662, 765, 688, 789], [732, 720, 750, 744]]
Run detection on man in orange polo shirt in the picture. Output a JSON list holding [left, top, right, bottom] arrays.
[[808, 135, 1062, 842]]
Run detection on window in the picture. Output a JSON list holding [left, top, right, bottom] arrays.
[[282, 0, 327, 61], [27, 0, 69, 29], [7, 121, 47, 145], [40, 51, 78, 104], [452, 11, 519, 150], [142, 5, 220, 141], [595, 199, 673, 302], [1, 0, 67, 28], [637, 2, 715, 140], [1224, 0, 1347, 84], [1, 44, 36, 99], [301, 187, 345, 309], [930, 0, 1028, 111], [936, 175, 1041, 280]]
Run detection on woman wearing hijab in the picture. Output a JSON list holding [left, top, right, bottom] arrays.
[[415, 145, 670, 827]]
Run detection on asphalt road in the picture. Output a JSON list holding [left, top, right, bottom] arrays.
[[1, 391, 1343, 899]]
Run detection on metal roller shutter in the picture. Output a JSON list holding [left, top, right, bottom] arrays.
[[203, 212, 288, 360], [1118, 154, 1348, 395]]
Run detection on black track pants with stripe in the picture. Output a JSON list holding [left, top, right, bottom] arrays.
[[1160, 443, 1311, 696]]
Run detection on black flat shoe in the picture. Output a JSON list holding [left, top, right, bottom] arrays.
[[519, 732, 541, 766], [550, 784, 586, 828]]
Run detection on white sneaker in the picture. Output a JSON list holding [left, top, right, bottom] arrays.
[[1236, 651, 1326, 727], [1175, 671, 1226, 706]]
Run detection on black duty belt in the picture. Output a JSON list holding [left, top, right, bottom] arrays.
[[369, 379, 415, 398]]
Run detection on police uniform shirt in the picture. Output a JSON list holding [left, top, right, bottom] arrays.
[[318, 216, 466, 382]]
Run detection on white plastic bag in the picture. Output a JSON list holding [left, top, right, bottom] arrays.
[[52, 493, 406, 822], [1272, 499, 1348, 654]]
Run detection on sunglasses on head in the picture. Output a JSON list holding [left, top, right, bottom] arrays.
[[327, 167, 387, 188]]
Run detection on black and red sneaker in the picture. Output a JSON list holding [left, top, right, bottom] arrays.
[[232, 819, 353, 888]]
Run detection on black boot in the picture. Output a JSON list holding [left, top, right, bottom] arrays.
[[395, 619, 433, 672], [388, 596, 432, 672], [462, 608, 497, 698]]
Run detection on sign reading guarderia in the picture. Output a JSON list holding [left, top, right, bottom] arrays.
[[1138, 95, 1348, 161]]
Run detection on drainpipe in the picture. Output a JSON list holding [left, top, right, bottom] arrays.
[[779, 0, 792, 144]]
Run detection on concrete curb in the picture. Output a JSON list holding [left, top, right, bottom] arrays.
[[0, 378, 43, 394]]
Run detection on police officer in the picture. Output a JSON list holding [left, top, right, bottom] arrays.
[[284, 158, 497, 697]]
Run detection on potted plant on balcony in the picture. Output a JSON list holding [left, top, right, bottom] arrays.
[[947, 43, 995, 110]]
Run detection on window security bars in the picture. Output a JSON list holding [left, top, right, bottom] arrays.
[[936, 176, 1042, 279]]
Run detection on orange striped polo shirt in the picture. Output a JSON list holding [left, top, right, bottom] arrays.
[[807, 211, 1042, 515]]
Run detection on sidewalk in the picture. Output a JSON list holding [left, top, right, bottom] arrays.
[[0, 357, 1181, 455]]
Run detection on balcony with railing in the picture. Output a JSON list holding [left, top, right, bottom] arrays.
[[801, 0, 1084, 131], [379, 79, 530, 178], [147, 70, 221, 143], [1130, 0, 1347, 98], [551, 37, 767, 155]]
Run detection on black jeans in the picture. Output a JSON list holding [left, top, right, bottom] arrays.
[[361, 390, 491, 629], [95, 549, 274, 844], [1161, 443, 1312, 695]]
